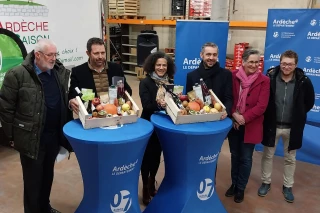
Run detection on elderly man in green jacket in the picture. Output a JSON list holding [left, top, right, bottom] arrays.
[[0, 39, 72, 213]]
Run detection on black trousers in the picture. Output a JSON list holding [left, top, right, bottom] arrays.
[[141, 132, 162, 185], [20, 130, 60, 213]]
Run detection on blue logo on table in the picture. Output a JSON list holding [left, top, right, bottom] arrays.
[[198, 153, 218, 165], [112, 159, 138, 176], [197, 178, 214, 201], [110, 190, 132, 213]]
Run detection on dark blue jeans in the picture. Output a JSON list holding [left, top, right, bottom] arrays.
[[228, 126, 255, 191]]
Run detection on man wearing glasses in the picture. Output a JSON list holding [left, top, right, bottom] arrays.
[[258, 50, 315, 203], [0, 39, 72, 213]]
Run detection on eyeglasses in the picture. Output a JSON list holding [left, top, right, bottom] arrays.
[[280, 63, 296, 68], [39, 51, 59, 58], [246, 61, 259, 66]]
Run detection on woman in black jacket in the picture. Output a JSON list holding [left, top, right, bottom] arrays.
[[139, 51, 176, 205]]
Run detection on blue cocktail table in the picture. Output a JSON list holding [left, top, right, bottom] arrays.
[[63, 118, 153, 213], [144, 114, 232, 213]]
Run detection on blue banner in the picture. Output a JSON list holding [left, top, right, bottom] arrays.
[[174, 20, 229, 93], [264, 9, 320, 124]]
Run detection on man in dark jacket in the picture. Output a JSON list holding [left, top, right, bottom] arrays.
[[69, 37, 132, 114], [0, 39, 72, 213], [186, 42, 232, 119], [258, 50, 315, 203]]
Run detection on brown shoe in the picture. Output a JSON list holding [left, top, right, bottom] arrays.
[[142, 185, 151, 206], [148, 177, 158, 197]]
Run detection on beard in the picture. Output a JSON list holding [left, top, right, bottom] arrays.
[[203, 60, 216, 69], [92, 58, 106, 67], [40, 61, 54, 71]]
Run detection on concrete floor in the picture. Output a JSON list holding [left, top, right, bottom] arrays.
[[0, 75, 319, 213]]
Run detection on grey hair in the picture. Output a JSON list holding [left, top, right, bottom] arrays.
[[201, 42, 219, 54], [34, 39, 56, 52], [242, 49, 260, 61]]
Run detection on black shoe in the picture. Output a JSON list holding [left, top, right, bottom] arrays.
[[49, 208, 61, 213], [234, 188, 244, 203], [225, 184, 236, 197]]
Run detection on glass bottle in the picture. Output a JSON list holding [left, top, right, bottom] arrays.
[[87, 100, 93, 114], [109, 85, 117, 104], [116, 80, 125, 115], [117, 80, 125, 100], [75, 87, 83, 99], [163, 84, 184, 109], [199, 78, 211, 105]]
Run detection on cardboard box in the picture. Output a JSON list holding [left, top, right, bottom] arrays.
[[77, 91, 140, 129], [135, 66, 146, 80], [165, 89, 226, 124], [130, 47, 137, 55]]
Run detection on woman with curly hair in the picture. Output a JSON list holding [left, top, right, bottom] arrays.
[[139, 51, 176, 205]]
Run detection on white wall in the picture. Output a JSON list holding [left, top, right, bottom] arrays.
[[227, 0, 310, 54], [134, 0, 173, 49]]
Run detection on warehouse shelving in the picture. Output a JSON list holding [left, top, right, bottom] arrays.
[[106, 0, 268, 74], [122, 61, 137, 65], [122, 44, 136, 47], [107, 19, 267, 29], [122, 53, 137, 56], [117, 24, 138, 74], [121, 33, 138, 74]]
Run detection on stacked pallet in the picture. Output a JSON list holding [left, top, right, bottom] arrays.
[[109, 0, 117, 16], [109, 0, 140, 17], [118, 0, 138, 16]]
